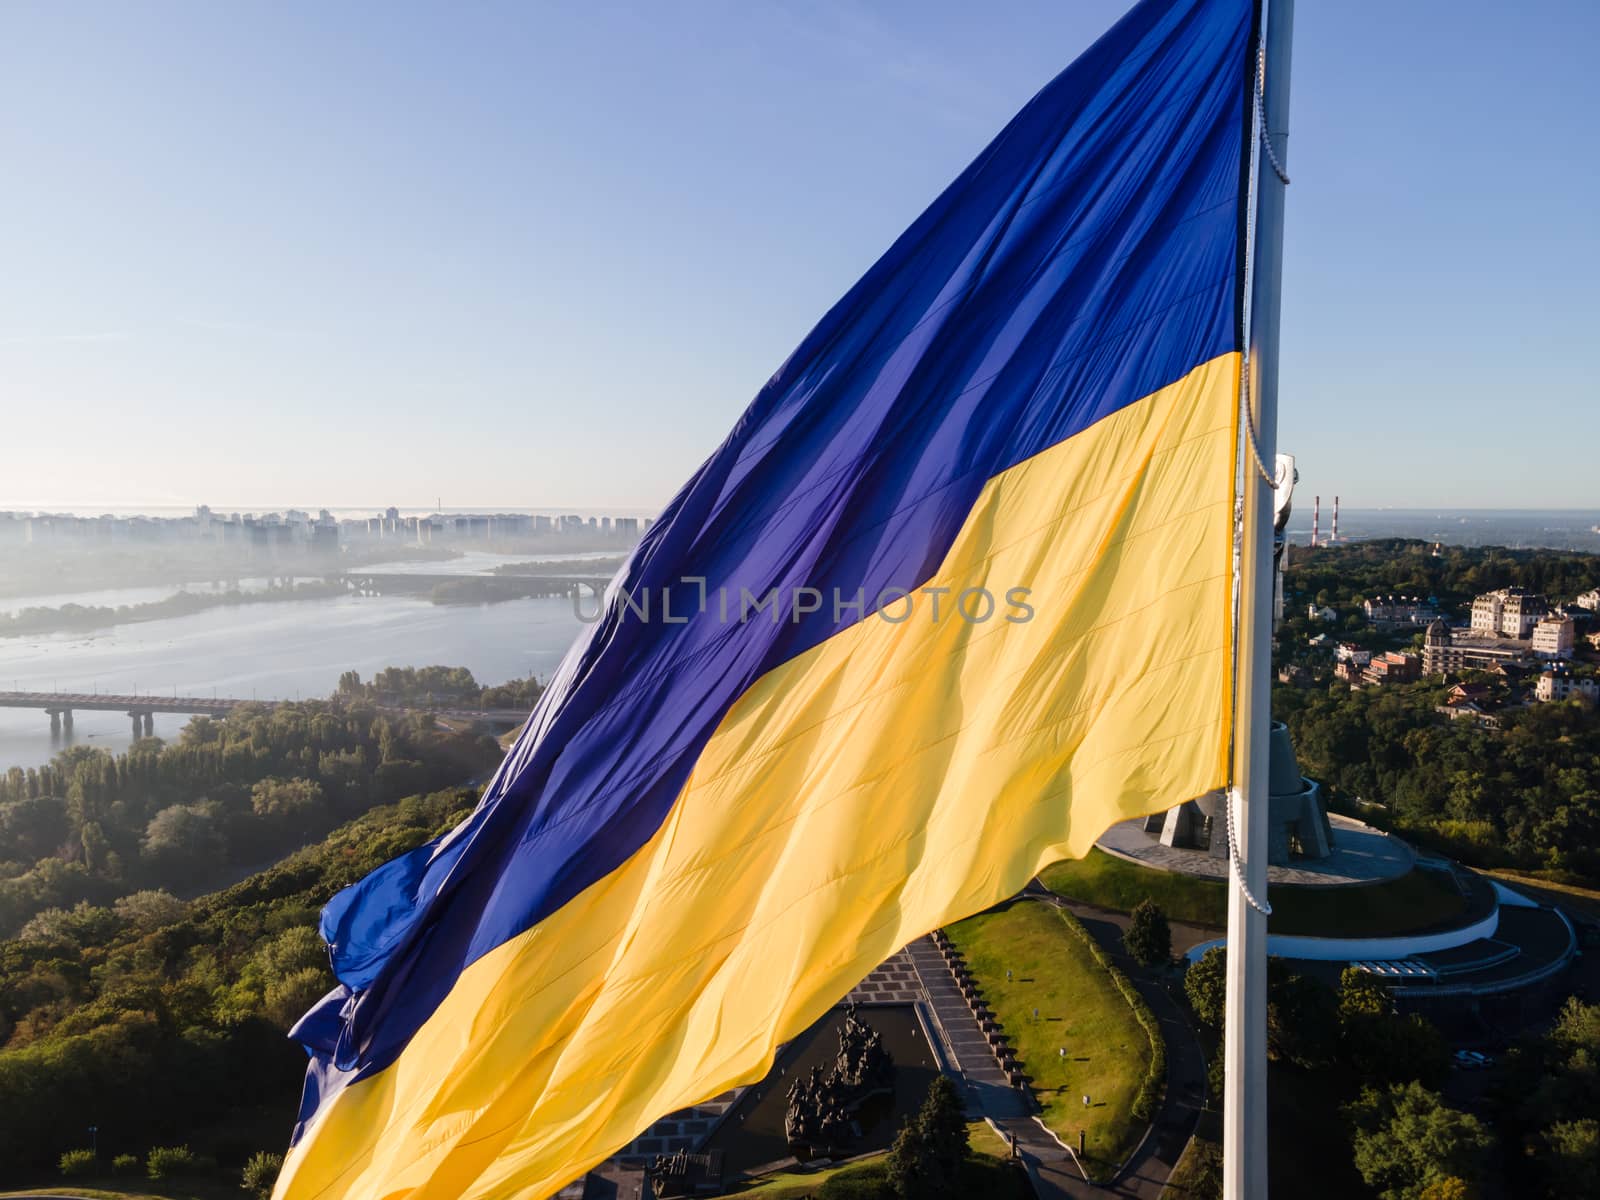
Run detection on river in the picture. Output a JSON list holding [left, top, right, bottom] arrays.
[[0, 557, 595, 770]]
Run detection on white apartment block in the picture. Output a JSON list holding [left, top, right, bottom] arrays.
[[1536, 671, 1598, 703], [1531, 614, 1576, 660], [1470, 588, 1548, 638]]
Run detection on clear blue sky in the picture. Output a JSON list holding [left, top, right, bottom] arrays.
[[3, 0, 1596, 513]]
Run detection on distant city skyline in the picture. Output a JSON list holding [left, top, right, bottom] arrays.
[[5, 0, 1598, 510], [0, 502, 660, 518], [4, 503, 1597, 518]]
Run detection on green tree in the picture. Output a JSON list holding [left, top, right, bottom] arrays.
[[141, 802, 222, 873], [1345, 1081, 1492, 1200], [0, 795, 69, 860], [1185, 946, 1226, 1028], [917, 1075, 968, 1180], [1538, 1119, 1599, 1199], [264, 966, 329, 1029], [113, 889, 188, 930], [1349, 1011, 1450, 1089], [1504, 999, 1600, 1196], [1548, 995, 1600, 1055], [1267, 967, 1339, 1068], [1340, 967, 1392, 1019], [887, 1075, 969, 1199], [1123, 899, 1171, 967], [18, 900, 119, 947], [79, 820, 110, 873], [250, 777, 323, 821], [887, 1116, 937, 1197]]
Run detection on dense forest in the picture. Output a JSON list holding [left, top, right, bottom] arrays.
[[0, 664, 549, 1182], [1276, 683, 1600, 878], [1276, 541, 1600, 883], [0, 787, 477, 1175], [0, 687, 517, 941], [1184, 938, 1599, 1197], [1285, 538, 1600, 612]]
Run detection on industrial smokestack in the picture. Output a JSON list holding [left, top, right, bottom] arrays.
[[1332, 495, 1340, 543], [1311, 495, 1320, 547]]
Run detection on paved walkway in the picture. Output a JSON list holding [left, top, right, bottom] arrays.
[[905, 936, 1094, 1200], [1097, 813, 1414, 886], [1018, 886, 1212, 1199], [911, 896, 1209, 1200], [906, 937, 1032, 1119]]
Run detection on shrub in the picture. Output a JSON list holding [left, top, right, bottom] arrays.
[[243, 1149, 285, 1199], [59, 1147, 97, 1176], [113, 1152, 141, 1175], [147, 1143, 198, 1178]]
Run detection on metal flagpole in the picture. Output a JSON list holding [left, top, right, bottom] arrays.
[[1225, 0, 1293, 1197]]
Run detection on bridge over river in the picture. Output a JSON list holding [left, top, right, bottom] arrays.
[[0, 690, 530, 739]]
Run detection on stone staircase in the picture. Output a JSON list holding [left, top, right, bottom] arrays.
[[907, 934, 1033, 1119]]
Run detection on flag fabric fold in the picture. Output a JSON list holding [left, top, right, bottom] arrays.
[[277, 0, 1253, 1195]]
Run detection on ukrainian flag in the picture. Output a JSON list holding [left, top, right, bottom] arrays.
[[278, 0, 1254, 1195]]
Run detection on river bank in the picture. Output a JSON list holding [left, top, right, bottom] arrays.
[[0, 580, 346, 638], [0, 588, 586, 770]]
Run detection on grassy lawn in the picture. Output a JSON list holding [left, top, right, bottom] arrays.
[[724, 1140, 1027, 1199], [1039, 849, 1227, 926], [1486, 869, 1600, 919], [0, 1181, 243, 1200], [724, 1155, 884, 1198], [1037, 849, 1467, 937], [945, 899, 1150, 1179]]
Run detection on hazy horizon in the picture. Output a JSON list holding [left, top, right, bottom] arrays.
[[6, 502, 1598, 519]]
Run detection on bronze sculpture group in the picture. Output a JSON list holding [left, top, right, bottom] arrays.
[[783, 1003, 897, 1156]]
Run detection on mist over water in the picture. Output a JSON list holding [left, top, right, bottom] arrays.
[[0, 591, 585, 769]]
